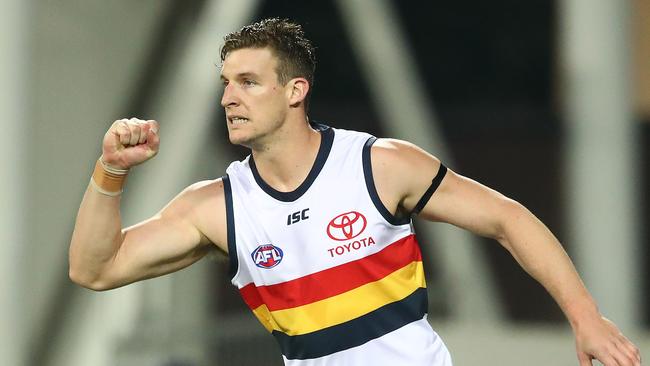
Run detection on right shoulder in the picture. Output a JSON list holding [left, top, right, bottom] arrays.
[[183, 178, 226, 199], [165, 178, 228, 253]]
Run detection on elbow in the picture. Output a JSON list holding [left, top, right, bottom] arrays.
[[492, 198, 528, 250], [68, 247, 117, 291], [68, 268, 113, 292]]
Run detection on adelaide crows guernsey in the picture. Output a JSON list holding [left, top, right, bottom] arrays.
[[224, 124, 452, 365]]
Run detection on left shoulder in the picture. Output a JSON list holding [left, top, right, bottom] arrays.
[[370, 138, 442, 169], [368, 138, 443, 215]]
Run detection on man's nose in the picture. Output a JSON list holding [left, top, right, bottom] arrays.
[[221, 84, 239, 108]]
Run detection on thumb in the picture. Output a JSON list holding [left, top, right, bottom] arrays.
[[145, 120, 160, 149], [578, 352, 593, 366], [146, 120, 159, 134]]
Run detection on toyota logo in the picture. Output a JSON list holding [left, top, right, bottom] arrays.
[[326, 211, 367, 241]]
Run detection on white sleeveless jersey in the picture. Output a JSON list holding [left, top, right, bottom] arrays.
[[224, 124, 452, 366]]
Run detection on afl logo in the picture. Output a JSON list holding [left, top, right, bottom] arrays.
[[252, 244, 284, 269], [326, 211, 367, 241]]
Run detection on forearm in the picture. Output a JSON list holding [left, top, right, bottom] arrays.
[[417, 164, 640, 364], [495, 201, 599, 328], [69, 177, 125, 287]]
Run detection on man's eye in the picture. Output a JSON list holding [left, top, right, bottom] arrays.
[[243, 79, 256, 86]]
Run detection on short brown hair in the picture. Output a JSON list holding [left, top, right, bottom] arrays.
[[221, 18, 316, 107]]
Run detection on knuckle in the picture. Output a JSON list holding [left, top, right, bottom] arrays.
[[110, 120, 124, 130]]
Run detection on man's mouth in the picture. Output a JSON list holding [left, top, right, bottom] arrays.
[[228, 116, 249, 125]]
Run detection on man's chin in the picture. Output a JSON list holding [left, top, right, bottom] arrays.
[[228, 132, 253, 148]]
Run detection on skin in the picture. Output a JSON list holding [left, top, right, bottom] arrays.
[[69, 47, 641, 366]]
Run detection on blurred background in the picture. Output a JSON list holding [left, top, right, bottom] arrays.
[[1, 0, 648, 365]]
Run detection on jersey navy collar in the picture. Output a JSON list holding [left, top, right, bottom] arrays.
[[249, 123, 334, 202]]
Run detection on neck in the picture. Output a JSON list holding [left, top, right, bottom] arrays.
[[251, 116, 322, 192]]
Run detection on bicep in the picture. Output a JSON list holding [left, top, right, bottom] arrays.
[[99, 180, 226, 289], [416, 168, 514, 239], [106, 212, 208, 287]]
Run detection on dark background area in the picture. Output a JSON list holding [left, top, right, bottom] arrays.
[[210, 0, 650, 326], [126, 0, 648, 327]]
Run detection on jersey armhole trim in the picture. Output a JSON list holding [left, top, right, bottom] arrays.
[[222, 174, 239, 280], [362, 137, 411, 226], [411, 164, 448, 216]]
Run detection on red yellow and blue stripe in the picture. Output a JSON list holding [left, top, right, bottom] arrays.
[[238, 234, 428, 360]]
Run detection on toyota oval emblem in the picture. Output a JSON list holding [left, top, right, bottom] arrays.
[[326, 211, 367, 241]]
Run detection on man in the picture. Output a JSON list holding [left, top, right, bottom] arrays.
[[69, 18, 641, 365]]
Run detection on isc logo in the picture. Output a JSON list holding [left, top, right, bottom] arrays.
[[251, 244, 284, 269], [287, 208, 309, 225]]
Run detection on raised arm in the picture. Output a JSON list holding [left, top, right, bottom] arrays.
[[370, 138, 641, 366], [69, 118, 227, 291]]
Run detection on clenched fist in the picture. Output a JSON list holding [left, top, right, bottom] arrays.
[[101, 118, 160, 169]]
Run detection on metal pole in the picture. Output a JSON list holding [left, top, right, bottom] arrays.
[[120, 0, 259, 364], [0, 0, 28, 364], [560, 0, 640, 332], [336, 0, 502, 324]]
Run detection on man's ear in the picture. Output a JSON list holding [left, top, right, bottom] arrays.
[[287, 77, 310, 107]]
